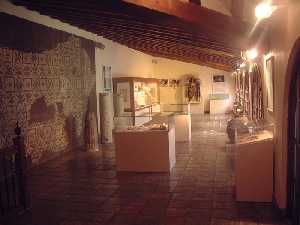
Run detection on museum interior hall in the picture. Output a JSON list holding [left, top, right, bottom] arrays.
[[0, 0, 300, 225]]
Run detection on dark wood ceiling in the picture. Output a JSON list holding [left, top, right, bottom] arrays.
[[10, 0, 252, 71]]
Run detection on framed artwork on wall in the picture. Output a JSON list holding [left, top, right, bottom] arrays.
[[159, 79, 169, 87], [212, 75, 225, 93], [266, 56, 274, 112], [213, 75, 225, 82]]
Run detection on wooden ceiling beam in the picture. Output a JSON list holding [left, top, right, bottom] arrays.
[[102, 39, 236, 72], [98, 28, 239, 61], [24, 4, 239, 55], [14, 0, 245, 49], [122, 0, 251, 36], [47, 13, 237, 57], [113, 39, 238, 69], [11, 0, 241, 71], [140, 51, 232, 71], [19, 1, 232, 46], [104, 34, 235, 69], [106, 38, 236, 66], [45, 11, 235, 64]]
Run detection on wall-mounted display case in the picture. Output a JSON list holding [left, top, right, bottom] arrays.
[[113, 77, 160, 117]]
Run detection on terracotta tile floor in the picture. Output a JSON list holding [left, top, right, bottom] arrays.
[[7, 115, 287, 225]]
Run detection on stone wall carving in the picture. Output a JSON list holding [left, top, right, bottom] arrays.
[[0, 13, 96, 165]]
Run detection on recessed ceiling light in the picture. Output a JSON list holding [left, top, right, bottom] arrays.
[[246, 49, 258, 60], [255, 2, 275, 20]]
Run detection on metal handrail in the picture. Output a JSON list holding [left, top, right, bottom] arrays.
[[0, 122, 28, 216]]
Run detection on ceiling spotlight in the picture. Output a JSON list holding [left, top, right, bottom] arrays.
[[255, 2, 275, 20], [246, 49, 258, 60], [239, 62, 246, 68]]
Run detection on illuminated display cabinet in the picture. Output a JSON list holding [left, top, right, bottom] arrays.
[[113, 77, 160, 125]]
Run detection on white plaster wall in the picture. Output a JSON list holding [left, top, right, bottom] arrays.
[[96, 44, 154, 79], [154, 58, 234, 114], [95, 44, 154, 137], [268, 1, 300, 209]]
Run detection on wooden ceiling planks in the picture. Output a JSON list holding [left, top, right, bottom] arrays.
[[10, 0, 246, 71], [122, 0, 252, 42]]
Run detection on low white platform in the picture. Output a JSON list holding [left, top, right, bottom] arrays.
[[174, 114, 191, 142], [229, 131, 274, 202], [113, 126, 176, 172]]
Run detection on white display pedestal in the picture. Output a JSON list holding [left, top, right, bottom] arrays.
[[174, 114, 191, 142], [229, 131, 274, 202], [99, 93, 114, 143], [113, 126, 176, 172]]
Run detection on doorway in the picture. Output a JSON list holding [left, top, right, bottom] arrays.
[[287, 60, 300, 225]]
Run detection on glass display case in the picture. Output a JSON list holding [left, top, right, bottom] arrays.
[[134, 81, 158, 109], [114, 103, 191, 142], [226, 119, 274, 202], [113, 77, 159, 111], [113, 113, 174, 135], [159, 104, 191, 142], [226, 116, 274, 144], [114, 113, 157, 128], [113, 77, 160, 125]]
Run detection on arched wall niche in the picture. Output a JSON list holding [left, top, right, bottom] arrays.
[[283, 36, 300, 216]]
